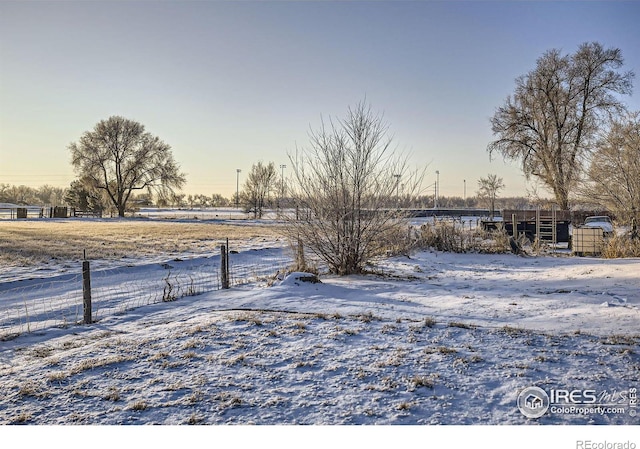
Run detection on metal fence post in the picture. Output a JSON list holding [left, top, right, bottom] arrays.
[[82, 259, 92, 324], [221, 244, 229, 289]]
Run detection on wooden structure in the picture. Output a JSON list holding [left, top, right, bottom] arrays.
[[482, 208, 571, 243]]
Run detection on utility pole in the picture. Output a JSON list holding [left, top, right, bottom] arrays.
[[435, 170, 440, 208], [464, 179, 466, 203], [280, 164, 287, 208], [236, 169, 241, 209], [394, 174, 401, 206]]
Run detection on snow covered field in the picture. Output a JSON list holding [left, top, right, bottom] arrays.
[[0, 214, 639, 440]]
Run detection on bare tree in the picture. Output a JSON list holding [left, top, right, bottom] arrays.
[[584, 111, 640, 223], [285, 101, 424, 275], [476, 174, 505, 220], [69, 116, 186, 217], [488, 42, 634, 210], [241, 161, 278, 218], [0, 185, 37, 205]]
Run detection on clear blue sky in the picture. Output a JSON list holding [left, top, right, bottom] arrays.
[[1, 0, 639, 199]]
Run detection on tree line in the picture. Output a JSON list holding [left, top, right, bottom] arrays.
[[0, 179, 533, 214], [6, 41, 638, 274]]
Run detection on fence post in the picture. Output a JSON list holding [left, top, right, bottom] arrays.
[[296, 236, 306, 271], [82, 259, 92, 324], [221, 244, 229, 289]]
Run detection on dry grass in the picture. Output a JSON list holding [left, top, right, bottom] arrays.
[[68, 354, 134, 375], [0, 220, 284, 267], [602, 234, 640, 258], [415, 221, 513, 254], [129, 400, 148, 411]]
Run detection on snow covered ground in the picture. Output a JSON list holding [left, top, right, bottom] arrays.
[[0, 215, 639, 443]]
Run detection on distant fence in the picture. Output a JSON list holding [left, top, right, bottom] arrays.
[[0, 206, 103, 219], [0, 243, 294, 340]]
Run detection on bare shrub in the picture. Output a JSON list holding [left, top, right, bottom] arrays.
[[416, 220, 468, 252], [602, 234, 640, 258], [284, 101, 425, 275], [415, 220, 512, 254]]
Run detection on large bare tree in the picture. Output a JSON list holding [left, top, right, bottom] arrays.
[[69, 116, 186, 217], [285, 101, 424, 275], [488, 42, 634, 210], [585, 111, 640, 223], [241, 161, 278, 219]]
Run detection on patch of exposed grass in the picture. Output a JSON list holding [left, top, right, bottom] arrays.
[[182, 351, 198, 359], [231, 312, 265, 326], [381, 324, 398, 334], [601, 335, 637, 346], [46, 371, 70, 383], [0, 220, 284, 268], [224, 354, 247, 366], [149, 351, 170, 362], [186, 413, 205, 425], [129, 400, 148, 411], [104, 387, 121, 402], [396, 401, 413, 411], [409, 375, 435, 390], [496, 325, 532, 337], [68, 354, 134, 375], [423, 317, 437, 328], [17, 380, 49, 399], [29, 346, 55, 359], [181, 339, 200, 350], [448, 321, 476, 330], [424, 346, 457, 355], [356, 312, 380, 323], [12, 411, 33, 423]]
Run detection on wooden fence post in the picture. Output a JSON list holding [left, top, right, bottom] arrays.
[[296, 236, 306, 272], [82, 259, 92, 324], [221, 244, 229, 289]]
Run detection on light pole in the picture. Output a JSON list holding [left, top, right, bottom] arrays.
[[236, 169, 241, 209], [464, 179, 466, 203], [280, 164, 287, 206], [394, 174, 401, 206], [435, 170, 440, 208]]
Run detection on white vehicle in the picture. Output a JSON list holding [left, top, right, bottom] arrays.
[[582, 216, 614, 237]]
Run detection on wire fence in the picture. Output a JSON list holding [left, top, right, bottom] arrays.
[[0, 244, 294, 340]]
